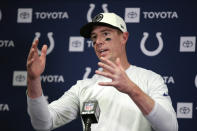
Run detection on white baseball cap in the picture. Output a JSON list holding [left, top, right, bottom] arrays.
[[80, 12, 127, 38]]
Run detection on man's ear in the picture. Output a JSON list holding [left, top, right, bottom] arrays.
[[122, 32, 129, 45]]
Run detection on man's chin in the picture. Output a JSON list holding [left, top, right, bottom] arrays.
[[99, 56, 115, 62], [99, 55, 108, 60]]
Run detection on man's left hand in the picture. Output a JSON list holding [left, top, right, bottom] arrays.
[[95, 57, 135, 94]]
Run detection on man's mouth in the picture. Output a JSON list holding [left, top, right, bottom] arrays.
[[98, 49, 109, 56], [99, 49, 108, 53]]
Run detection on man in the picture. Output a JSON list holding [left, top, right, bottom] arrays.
[[27, 13, 178, 131]]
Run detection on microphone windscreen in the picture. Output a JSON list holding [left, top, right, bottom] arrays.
[[81, 100, 100, 124]]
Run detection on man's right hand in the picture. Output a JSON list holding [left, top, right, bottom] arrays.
[[26, 40, 47, 98], [27, 40, 47, 80]]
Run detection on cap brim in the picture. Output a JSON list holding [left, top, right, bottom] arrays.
[[80, 22, 120, 38]]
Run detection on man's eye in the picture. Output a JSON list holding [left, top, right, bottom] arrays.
[[91, 35, 96, 40], [103, 32, 109, 36]]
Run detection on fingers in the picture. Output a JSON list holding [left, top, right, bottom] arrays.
[[98, 57, 123, 74], [115, 58, 120, 66], [27, 40, 47, 69], [40, 44, 47, 60], [98, 57, 117, 73], [100, 57, 116, 68], [115, 58, 124, 70], [27, 47, 36, 68], [27, 48, 35, 61], [96, 57, 125, 88], [98, 62, 114, 74], [32, 39, 39, 49], [95, 70, 114, 79], [27, 58, 34, 68], [98, 82, 115, 86], [27, 40, 39, 60]]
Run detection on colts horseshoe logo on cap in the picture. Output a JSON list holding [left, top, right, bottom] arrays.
[[87, 4, 108, 22], [92, 14, 103, 22]]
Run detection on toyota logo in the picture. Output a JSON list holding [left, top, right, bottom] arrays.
[[15, 74, 26, 82], [72, 40, 81, 48], [179, 107, 190, 114], [20, 12, 30, 19], [183, 40, 193, 48], [127, 12, 137, 18]]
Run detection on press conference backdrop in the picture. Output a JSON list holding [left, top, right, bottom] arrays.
[[0, 0, 196, 131]]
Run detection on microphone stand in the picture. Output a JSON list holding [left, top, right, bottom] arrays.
[[84, 117, 92, 131]]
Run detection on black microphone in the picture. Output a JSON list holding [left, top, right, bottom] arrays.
[[81, 100, 100, 131]]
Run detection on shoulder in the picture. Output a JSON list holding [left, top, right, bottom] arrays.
[[128, 65, 162, 80], [127, 65, 166, 93]]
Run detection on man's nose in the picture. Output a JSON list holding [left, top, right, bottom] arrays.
[[95, 36, 104, 46]]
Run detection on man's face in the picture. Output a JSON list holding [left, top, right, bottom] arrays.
[[90, 26, 124, 62]]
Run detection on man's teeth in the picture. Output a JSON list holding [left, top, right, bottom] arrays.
[[98, 49, 107, 53]]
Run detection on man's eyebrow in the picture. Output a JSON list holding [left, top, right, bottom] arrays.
[[101, 29, 112, 32], [91, 29, 112, 36], [90, 32, 96, 36]]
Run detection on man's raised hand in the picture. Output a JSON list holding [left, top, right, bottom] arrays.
[[26, 40, 47, 80], [95, 57, 135, 94]]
